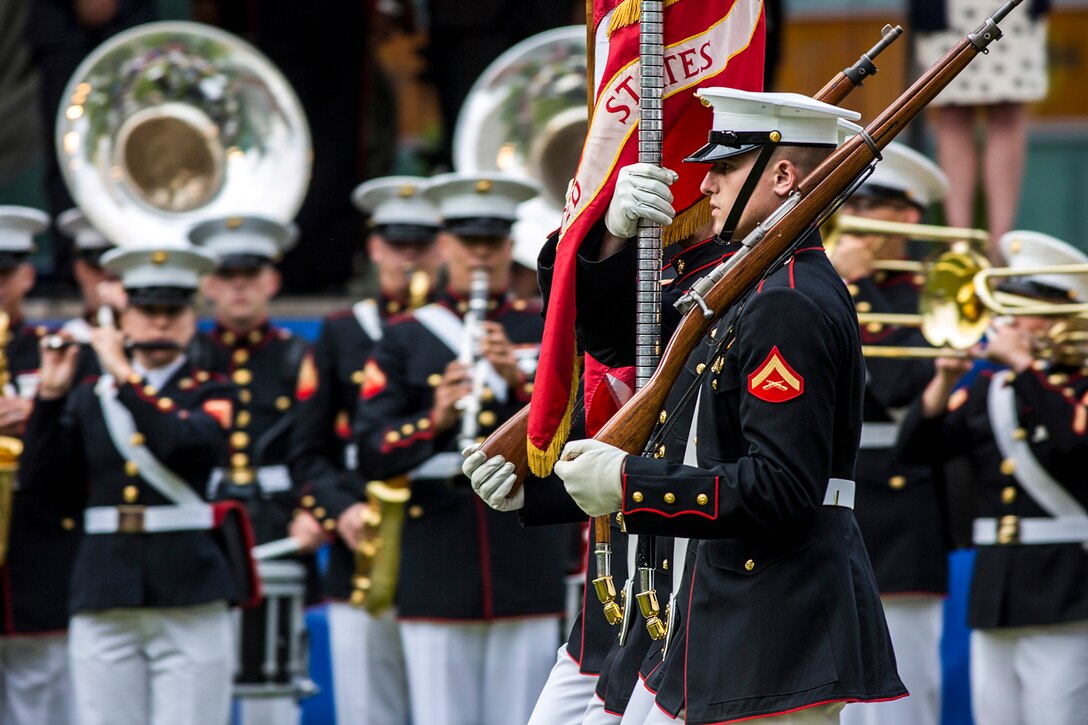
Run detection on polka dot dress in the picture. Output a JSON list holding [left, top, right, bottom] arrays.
[[914, 0, 1048, 106]]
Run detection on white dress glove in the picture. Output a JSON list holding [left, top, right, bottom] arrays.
[[553, 439, 627, 517], [463, 450, 524, 512], [604, 163, 679, 239]]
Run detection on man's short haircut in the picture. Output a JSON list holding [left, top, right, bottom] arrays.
[[773, 144, 835, 178]]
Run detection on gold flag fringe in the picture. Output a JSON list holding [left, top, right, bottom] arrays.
[[527, 352, 583, 477], [664, 197, 711, 247], [608, 0, 684, 36]]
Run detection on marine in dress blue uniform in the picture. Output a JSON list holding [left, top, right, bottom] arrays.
[[289, 176, 443, 725], [829, 143, 953, 725], [0, 207, 78, 724], [553, 89, 907, 725], [22, 242, 239, 725], [897, 230, 1088, 725], [355, 173, 567, 725]]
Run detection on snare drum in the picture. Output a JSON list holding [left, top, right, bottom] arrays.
[[233, 560, 318, 699]]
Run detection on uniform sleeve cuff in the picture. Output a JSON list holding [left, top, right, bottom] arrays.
[[621, 456, 719, 520]]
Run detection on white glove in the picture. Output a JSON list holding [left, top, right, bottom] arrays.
[[554, 439, 626, 516], [604, 163, 679, 239], [463, 450, 524, 512]]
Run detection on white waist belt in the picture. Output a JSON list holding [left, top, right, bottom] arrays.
[[823, 478, 855, 509], [85, 504, 214, 534], [408, 452, 464, 480], [859, 422, 899, 450], [973, 516, 1088, 545]]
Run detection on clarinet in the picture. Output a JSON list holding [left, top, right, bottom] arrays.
[[457, 268, 491, 453]]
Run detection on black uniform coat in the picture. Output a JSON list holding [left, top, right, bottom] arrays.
[[21, 359, 238, 613], [897, 364, 1088, 629], [852, 271, 949, 594], [290, 295, 418, 601], [1, 320, 82, 633], [619, 237, 906, 723], [354, 291, 567, 620]]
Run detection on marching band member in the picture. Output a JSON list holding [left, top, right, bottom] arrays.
[[897, 230, 1088, 725], [188, 215, 323, 725], [829, 143, 952, 725], [354, 173, 567, 725], [290, 176, 442, 725], [552, 89, 906, 724], [22, 243, 239, 725], [0, 207, 77, 724]]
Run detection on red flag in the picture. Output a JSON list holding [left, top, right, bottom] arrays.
[[527, 0, 765, 475]]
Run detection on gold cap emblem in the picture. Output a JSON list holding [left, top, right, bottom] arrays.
[[150, 250, 168, 265], [475, 179, 493, 193], [398, 184, 416, 198]]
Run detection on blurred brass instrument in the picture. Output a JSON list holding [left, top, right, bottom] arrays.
[[350, 270, 431, 614], [826, 214, 991, 274], [0, 312, 24, 567], [56, 21, 311, 247]]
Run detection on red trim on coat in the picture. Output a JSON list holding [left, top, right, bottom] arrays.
[[701, 695, 909, 724]]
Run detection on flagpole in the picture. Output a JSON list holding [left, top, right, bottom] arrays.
[[628, 0, 666, 645]]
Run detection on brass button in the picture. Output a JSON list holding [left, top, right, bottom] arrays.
[[523, 382, 534, 395], [230, 453, 249, 468], [856, 301, 872, 313], [124, 461, 139, 477], [1013, 427, 1027, 441], [130, 433, 145, 447], [323, 518, 337, 531], [313, 507, 326, 519], [61, 517, 75, 531], [401, 423, 415, 436], [275, 396, 291, 411], [157, 398, 173, 411], [1005, 371, 1016, 384], [123, 485, 139, 503], [386, 301, 401, 314], [632, 491, 644, 503], [478, 411, 497, 427], [408, 505, 424, 519], [236, 411, 251, 427], [196, 371, 210, 382], [352, 370, 365, 385], [662, 559, 669, 571], [143, 385, 157, 396], [417, 418, 431, 430], [178, 378, 194, 391], [1000, 458, 1016, 476], [664, 493, 676, 504], [230, 432, 250, 449], [696, 493, 709, 506], [248, 330, 262, 344], [889, 475, 906, 490], [744, 559, 755, 572], [221, 332, 236, 345], [847, 284, 860, 297], [659, 410, 667, 425], [239, 390, 252, 404], [1048, 373, 1069, 386], [1002, 486, 1017, 505], [232, 349, 249, 365], [232, 468, 254, 485], [696, 363, 706, 374], [866, 322, 883, 333], [232, 369, 252, 386], [427, 373, 443, 388], [481, 387, 495, 402], [301, 495, 316, 508], [385, 431, 400, 444]]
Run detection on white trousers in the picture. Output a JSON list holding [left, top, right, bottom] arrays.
[[69, 601, 233, 725], [326, 603, 409, 725], [971, 618, 1088, 725], [841, 594, 943, 725], [0, 634, 74, 725], [582, 693, 622, 724], [399, 617, 558, 725], [527, 644, 600, 725], [236, 696, 298, 725], [623, 677, 844, 724]]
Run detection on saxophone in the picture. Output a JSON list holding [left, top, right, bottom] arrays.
[[0, 312, 24, 567], [350, 269, 431, 614]]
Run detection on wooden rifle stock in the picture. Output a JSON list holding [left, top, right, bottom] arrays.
[[816, 24, 903, 105], [478, 0, 1021, 485]]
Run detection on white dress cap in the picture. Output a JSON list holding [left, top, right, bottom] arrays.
[[424, 173, 540, 236], [857, 142, 949, 209], [685, 89, 861, 163], [103, 243, 219, 296], [57, 208, 113, 252], [353, 176, 442, 230], [512, 198, 560, 270], [0, 206, 49, 254], [188, 216, 295, 264], [999, 230, 1088, 302]]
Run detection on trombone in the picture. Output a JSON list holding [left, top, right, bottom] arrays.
[[825, 214, 990, 275]]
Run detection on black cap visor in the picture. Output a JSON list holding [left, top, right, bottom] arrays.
[[216, 254, 274, 273], [374, 223, 440, 244], [0, 252, 30, 270], [444, 217, 514, 238], [125, 286, 196, 307]]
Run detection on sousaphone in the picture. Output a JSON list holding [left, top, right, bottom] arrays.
[[56, 21, 312, 247]]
